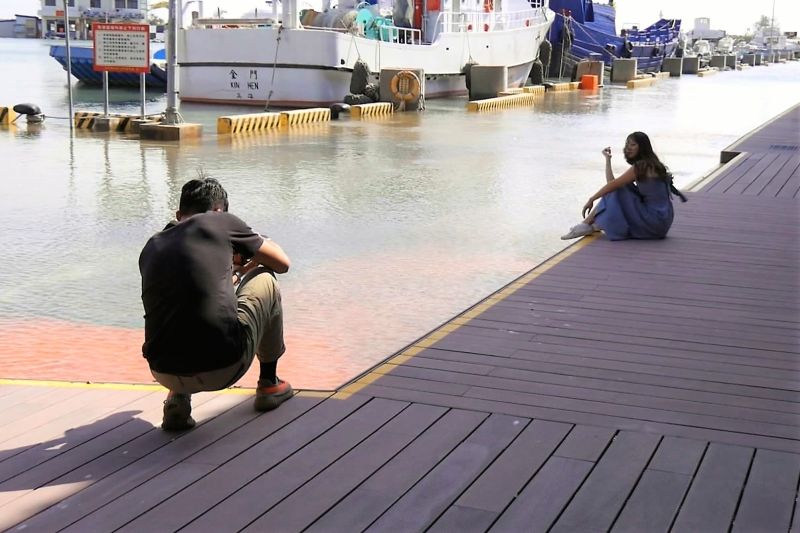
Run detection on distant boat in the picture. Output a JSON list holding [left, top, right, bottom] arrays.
[[547, 0, 680, 76], [176, 0, 553, 107], [49, 44, 168, 89]]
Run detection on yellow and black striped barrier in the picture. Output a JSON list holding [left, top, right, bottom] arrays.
[[74, 112, 161, 131], [523, 85, 546, 95], [0, 106, 17, 125], [74, 111, 103, 129], [350, 102, 394, 119], [217, 112, 281, 134], [466, 93, 537, 112], [278, 108, 331, 127], [547, 81, 580, 92], [626, 77, 657, 89]]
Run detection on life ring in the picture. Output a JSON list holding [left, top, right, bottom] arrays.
[[390, 70, 421, 103]]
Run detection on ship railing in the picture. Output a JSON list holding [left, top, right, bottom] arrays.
[[435, 8, 546, 35], [192, 18, 277, 28], [378, 25, 422, 45]]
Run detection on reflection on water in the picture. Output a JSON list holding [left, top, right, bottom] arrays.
[[1, 38, 798, 389]]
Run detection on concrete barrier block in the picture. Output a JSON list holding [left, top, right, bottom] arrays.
[[278, 108, 331, 127], [217, 112, 281, 134], [522, 85, 546, 95], [710, 55, 726, 69], [379, 68, 424, 111], [626, 77, 656, 89], [682, 56, 701, 74], [611, 58, 637, 82], [662, 57, 683, 77], [140, 122, 203, 141], [351, 102, 394, 118], [469, 65, 508, 100], [467, 93, 536, 112], [575, 60, 604, 85]]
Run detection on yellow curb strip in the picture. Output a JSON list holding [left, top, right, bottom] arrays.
[[343, 234, 597, 395], [0, 378, 321, 396]]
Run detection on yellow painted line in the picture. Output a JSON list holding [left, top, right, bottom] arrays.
[[344, 234, 599, 395]]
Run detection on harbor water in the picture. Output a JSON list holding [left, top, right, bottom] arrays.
[[0, 37, 798, 389]]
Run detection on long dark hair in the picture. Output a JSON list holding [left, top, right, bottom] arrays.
[[625, 132, 687, 202], [624, 131, 670, 181]]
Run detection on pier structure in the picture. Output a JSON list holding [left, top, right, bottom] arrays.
[[0, 105, 798, 531]]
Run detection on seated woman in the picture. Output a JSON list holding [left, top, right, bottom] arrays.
[[562, 131, 687, 241]]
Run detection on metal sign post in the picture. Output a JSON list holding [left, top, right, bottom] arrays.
[[141, 73, 147, 118], [62, 1, 74, 129], [92, 23, 150, 119]]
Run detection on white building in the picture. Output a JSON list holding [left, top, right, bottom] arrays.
[[687, 17, 725, 43], [0, 14, 42, 37], [40, 0, 147, 39]]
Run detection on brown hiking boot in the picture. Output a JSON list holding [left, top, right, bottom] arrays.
[[161, 392, 195, 431]]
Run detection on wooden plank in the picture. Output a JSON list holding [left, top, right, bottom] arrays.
[[704, 153, 765, 193], [305, 409, 488, 533], [350, 383, 800, 453], [612, 469, 692, 532], [115, 392, 371, 533], [731, 449, 800, 532], [647, 436, 706, 475], [1, 393, 243, 504], [671, 443, 753, 531], [446, 419, 572, 513], [98, 398, 410, 533], [17, 392, 327, 533], [743, 153, 798, 195], [554, 425, 616, 462], [489, 456, 593, 532], [428, 504, 499, 532], [550, 431, 660, 532], [464, 386, 800, 441], [0, 390, 164, 483], [725, 152, 781, 195], [423, 347, 800, 404], [365, 413, 526, 532], [241, 403, 448, 533], [382, 362, 800, 418]]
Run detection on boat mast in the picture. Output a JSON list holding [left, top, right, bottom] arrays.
[[163, 0, 180, 124], [63, 0, 74, 129]]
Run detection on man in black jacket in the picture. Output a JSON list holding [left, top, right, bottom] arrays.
[[139, 177, 293, 430]]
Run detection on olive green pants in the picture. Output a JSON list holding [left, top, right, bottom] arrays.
[[151, 267, 285, 394]]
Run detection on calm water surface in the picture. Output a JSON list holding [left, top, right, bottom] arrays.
[[1, 38, 798, 388]]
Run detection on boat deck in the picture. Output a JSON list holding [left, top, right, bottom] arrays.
[[1, 104, 798, 532]]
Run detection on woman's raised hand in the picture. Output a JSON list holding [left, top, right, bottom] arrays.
[[602, 147, 612, 159]]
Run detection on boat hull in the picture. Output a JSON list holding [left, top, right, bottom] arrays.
[[547, 1, 680, 74], [49, 45, 168, 89], [177, 19, 550, 107]]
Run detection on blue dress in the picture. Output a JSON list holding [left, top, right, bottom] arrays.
[[593, 179, 674, 240]]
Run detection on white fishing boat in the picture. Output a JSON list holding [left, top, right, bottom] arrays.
[[177, 0, 553, 107]]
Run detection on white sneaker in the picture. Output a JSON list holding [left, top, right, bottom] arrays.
[[560, 222, 595, 240]]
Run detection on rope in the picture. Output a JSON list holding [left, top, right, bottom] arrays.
[[264, 25, 283, 112]]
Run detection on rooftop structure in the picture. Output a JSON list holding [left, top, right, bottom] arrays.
[[39, 0, 147, 39]]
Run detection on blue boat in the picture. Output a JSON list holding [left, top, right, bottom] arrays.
[[547, 0, 681, 76], [49, 44, 168, 89]]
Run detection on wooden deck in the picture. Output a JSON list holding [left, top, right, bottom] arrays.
[[2, 104, 799, 532]]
